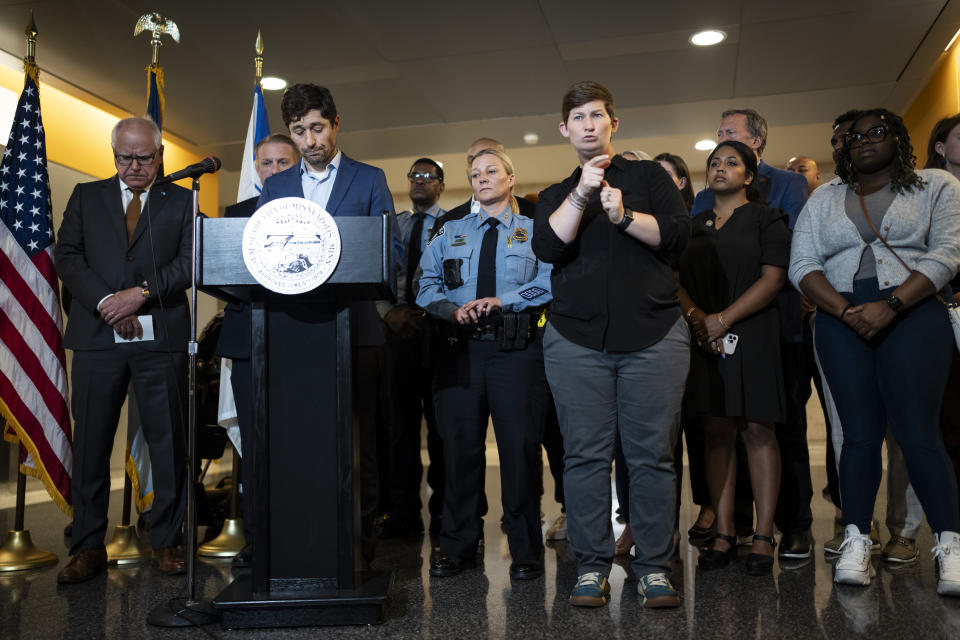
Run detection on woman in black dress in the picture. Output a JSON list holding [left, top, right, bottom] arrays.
[[678, 140, 790, 575]]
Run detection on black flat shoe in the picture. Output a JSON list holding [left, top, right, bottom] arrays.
[[509, 563, 544, 580], [429, 554, 477, 577], [745, 534, 776, 576], [698, 533, 737, 570], [688, 522, 716, 547]]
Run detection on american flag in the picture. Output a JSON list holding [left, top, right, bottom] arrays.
[[0, 67, 72, 515]]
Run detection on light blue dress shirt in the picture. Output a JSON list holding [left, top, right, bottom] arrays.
[[299, 150, 341, 210]]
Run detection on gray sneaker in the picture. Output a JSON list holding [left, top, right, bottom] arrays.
[[882, 535, 918, 563], [545, 514, 567, 541]]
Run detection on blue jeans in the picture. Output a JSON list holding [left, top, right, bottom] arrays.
[[543, 317, 690, 578], [815, 278, 959, 534]]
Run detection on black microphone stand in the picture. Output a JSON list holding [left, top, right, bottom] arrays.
[[147, 176, 219, 628]]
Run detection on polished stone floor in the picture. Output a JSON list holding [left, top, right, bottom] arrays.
[[3, 457, 960, 639]]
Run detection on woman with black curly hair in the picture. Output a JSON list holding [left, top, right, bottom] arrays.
[[790, 108, 960, 594]]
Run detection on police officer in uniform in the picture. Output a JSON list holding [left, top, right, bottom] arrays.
[[418, 148, 551, 580]]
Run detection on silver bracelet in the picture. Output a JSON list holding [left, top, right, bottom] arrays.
[[567, 190, 587, 209]]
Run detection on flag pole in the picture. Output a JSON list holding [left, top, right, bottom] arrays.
[[0, 14, 60, 573], [198, 29, 265, 560]]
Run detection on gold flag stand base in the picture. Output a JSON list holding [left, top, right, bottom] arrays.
[[106, 524, 151, 565], [198, 518, 245, 557], [0, 530, 58, 572]]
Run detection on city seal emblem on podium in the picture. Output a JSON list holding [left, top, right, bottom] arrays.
[[242, 197, 342, 294]]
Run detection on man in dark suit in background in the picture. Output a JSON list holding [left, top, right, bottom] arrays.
[[258, 83, 401, 565], [54, 117, 191, 582], [216, 133, 299, 567]]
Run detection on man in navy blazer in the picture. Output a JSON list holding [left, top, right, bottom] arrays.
[[256, 83, 400, 564], [690, 108, 815, 561]]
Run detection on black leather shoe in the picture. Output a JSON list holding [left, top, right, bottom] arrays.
[[778, 529, 813, 559], [429, 554, 476, 577], [698, 534, 738, 570], [688, 522, 716, 548], [509, 563, 544, 580], [375, 513, 424, 539], [745, 534, 777, 576]]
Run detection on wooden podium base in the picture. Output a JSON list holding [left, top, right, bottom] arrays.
[[214, 571, 393, 629]]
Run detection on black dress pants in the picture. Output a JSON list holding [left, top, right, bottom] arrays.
[[69, 347, 186, 553], [433, 337, 543, 565]]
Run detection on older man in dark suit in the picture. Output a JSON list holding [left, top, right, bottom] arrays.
[[54, 117, 191, 583]]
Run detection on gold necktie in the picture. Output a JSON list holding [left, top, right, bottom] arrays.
[[125, 188, 144, 242]]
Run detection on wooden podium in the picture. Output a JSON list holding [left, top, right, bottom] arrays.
[[197, 215, 394, 629]]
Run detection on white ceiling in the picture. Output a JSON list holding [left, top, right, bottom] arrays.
[[1, 0, 958, 196]]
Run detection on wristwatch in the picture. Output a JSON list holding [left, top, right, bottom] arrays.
[[140, 286, 150, 300], [616, 208, 634, 231], [885, 294, 903, 314]]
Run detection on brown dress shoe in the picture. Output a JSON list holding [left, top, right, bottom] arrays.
[[153, 547, 186, 575], [57, 548, 107, 584]]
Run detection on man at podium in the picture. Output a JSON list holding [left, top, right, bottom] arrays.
[[257, 83, 401, 564]]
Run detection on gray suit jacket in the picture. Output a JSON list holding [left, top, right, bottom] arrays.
[[54, 176, 193, 352]]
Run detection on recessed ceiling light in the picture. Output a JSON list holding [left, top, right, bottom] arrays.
[[695, 139, 717, 151], [261, 76, 287, 91], [690, 30, 726, 46], [523, 132, 539, 145]]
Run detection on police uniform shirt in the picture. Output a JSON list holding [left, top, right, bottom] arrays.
[[397, 203, 444, 305], [416, 202, 552, 320]]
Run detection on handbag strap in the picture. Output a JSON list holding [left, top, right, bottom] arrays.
[[857, 191, 912, 272], [860, 190, 957, 308]]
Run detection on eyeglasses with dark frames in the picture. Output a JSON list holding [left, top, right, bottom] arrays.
[[114, 152, 157, 166], [844, 125, 889, 148]]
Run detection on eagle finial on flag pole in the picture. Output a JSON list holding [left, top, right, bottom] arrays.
[[134, 12, 180, 67]]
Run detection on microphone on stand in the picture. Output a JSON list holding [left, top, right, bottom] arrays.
[[155, 156, 221, 184]]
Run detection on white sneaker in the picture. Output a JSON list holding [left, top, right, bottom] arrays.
[[545, 514, 567, 541], [933, 531, 960, 596], [834, 525, 876, 586]]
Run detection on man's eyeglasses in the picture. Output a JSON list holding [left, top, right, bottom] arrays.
[[845, 125, 889, 148], [115, 153, 157, 166], [408, 172, 439, 183]]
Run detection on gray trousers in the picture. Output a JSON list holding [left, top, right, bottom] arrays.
[[543, 317, 690, 578]]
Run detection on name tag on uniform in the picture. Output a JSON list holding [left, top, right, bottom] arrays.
[[519, 286, 548, 301]]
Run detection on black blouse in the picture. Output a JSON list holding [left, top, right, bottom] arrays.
[[532, 155, 691, 352]]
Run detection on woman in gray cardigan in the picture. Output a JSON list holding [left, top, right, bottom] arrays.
[[789, 108, 960, 596]]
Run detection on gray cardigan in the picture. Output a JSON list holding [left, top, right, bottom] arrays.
[[789, 169, 960, 293]]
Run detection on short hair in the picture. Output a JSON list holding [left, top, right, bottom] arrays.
[[833, 109, 862, 129], [925, 114, 960, 169], [112, 117, 161, 149], [653, 152, 695, 211], [409, 157, 444, 183], [469, 148, 519, 213], [706, 140, 761, 202], [254, 133, 299, 157], [835, 108, 923, 194], [622, 150, 652, 161], [721, 108, 768, 155], [281, 83, 337, 127], [562, 81, 615, 124]]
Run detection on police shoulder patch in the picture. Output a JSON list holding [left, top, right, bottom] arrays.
[[426, 224, 446, 246], [519, 286, 548, 301]]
